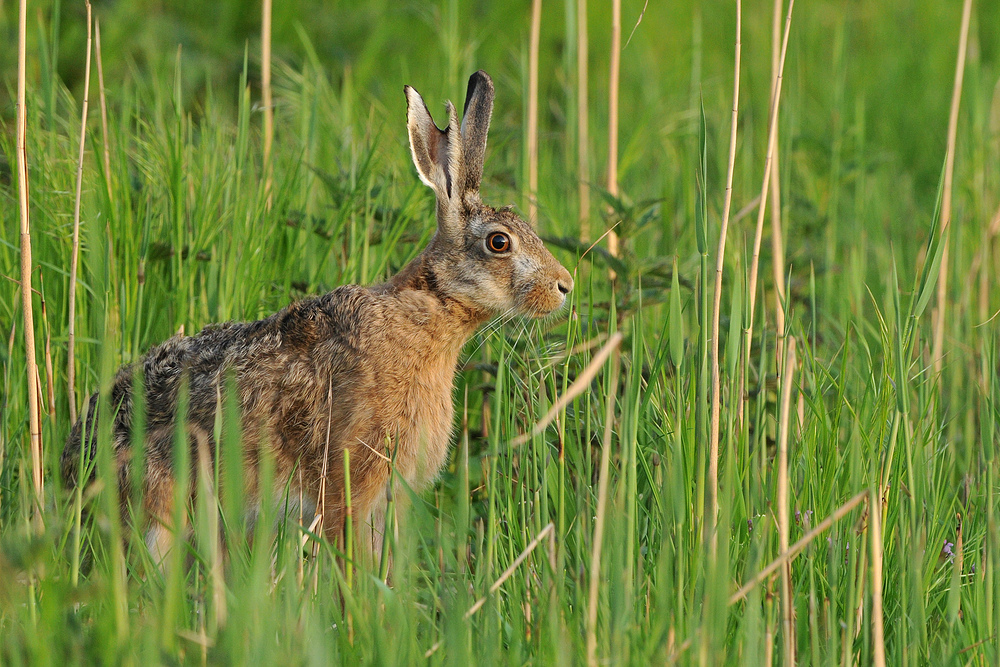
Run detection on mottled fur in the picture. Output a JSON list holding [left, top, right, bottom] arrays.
[[62, 70, 573, 560]]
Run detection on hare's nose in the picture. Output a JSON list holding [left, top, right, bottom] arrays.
[[556, 268, 574, 295]]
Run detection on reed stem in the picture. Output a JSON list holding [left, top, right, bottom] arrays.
[[262, 0, 274, 210], [17, 0, 44, 520], [576, 0, 589, 239], [68, 1, 94, 425], [707, 0, 741, 554], [605, 0, 620, 274], [931, 0, 973, 379], [528, 0, 541, 225]]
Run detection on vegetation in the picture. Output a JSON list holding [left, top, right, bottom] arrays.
[[1, 0, 998, 663]]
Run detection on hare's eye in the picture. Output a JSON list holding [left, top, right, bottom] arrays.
[[486, 232, 511, 254]]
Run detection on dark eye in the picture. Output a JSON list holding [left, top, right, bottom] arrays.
[[486, 232, 511, 254]]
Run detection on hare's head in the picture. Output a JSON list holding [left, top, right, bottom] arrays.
[[405, 71, 573, 319]]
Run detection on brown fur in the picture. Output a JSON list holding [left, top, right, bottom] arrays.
[[61, 70, 573, 562]]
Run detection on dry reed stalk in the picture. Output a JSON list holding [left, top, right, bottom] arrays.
[[343, 448, 353, 588], [463, 522, 554, 619], [977, 204, 1000, 322], [17, 0, 44, 518], [39, 276, 54, 417], [262, 0, 274, 211], [527, 0, 542, 224], [953, 512, 964, 618], [777, 336, 797, 665], [197, 439, 227, 630], [314, 380, 334, 565], [576, 0, 589, 239], [729, 490, 868, 604], [586, 346, 621, 667], [743, 0, 794, 422], [769, 0, 787, 370], [95, 20, 112, 203], [605, 0, 621, 276], [423, 521, 557, 657], [511, 331, 622, 447], [68, 1, 94, 425], [747, 0, 793, 324], [764, 594, 776, 667], [707, 0, 742, 555], [870, 488, 886, 667], [931, 0, 973, 379]]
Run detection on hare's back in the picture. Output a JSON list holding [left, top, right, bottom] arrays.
[[61, 285, 383, 490]]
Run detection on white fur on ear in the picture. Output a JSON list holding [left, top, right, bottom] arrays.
[[404, 85, 464, 203], [404, 85, 441, 192]]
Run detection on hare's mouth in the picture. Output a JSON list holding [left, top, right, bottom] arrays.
[[520, 295, 567, 319], [515, 278, 571, 319]]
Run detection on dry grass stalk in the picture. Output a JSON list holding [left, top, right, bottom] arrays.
[[262, 0, 274, 210], [39, 276, 55, 417], [511, 331, 622, 447], [770, 0, 787, 370], [976, 204, 1000, 322], [423, 521, 556, 657], [605, 0, 621, 275], [729, 489, 868, 605], [197, 439, 227, 629], [764, 593, 776, 667], [870, 488, 886, 667], [95, 20, 112, 203], [464, 522, 554, 619], [744, 0, 794, 423], [777, 336, 797, 665], [955, 511, 964, 598], [707, 0, 741, 555], [527, 0, 542, 224], [576, 0, 589, 239], [586, 346, 621, 667], [747, 0, 794, 323], [931, 0, 973, 379], [314, 380, 334, 565], [68, 1, 94, 425], [17, 0, 44, 517]]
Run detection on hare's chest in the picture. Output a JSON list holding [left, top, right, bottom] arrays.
[[390, 361, 457, 490]]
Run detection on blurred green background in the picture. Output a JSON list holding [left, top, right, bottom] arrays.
[[3, 0, 998, 206]]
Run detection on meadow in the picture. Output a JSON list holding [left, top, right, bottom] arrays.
[[1, 0, 998, 664]]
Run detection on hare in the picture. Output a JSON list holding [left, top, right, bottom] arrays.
[[62, 70, 573, 564]]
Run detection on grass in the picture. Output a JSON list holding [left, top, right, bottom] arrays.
[[1, 0, 999, 663]]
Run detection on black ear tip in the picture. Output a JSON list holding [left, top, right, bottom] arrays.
[[464, 71, 495, 116], [468, 70, 494, 91]]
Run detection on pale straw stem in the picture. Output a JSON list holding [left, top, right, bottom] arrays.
[[528, 0, 541, 225], [577, 0, 590, 239], [777, 336, 797, 666], [17, 0, 45, 517], [931, 0, 973, 378], [707, 0, 741, 554], [68, 1, 94, 425]]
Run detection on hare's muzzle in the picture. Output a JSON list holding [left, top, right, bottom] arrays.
[[534, 264, 573, 315]]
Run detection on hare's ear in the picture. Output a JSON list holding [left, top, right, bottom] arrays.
[[460, 70, 494, 195], [405, 86, 464, 224]]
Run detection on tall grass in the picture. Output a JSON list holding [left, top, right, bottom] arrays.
[[1, 0, 998, 664]]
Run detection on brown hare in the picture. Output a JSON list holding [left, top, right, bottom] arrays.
[[62, 70, 573, 564]]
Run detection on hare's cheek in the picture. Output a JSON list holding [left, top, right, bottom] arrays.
[[479, 282, 514, 312]]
